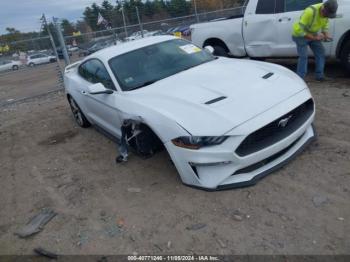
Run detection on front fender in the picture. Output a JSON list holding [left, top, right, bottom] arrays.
[[114, 97, 189, 143]]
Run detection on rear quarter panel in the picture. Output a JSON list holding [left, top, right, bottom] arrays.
[[64, 65, 91, 118], [191, 18, 246, 57]]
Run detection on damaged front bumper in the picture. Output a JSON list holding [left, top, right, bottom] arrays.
[[165, 122, 316, 191], [164, 89, 316, 191]]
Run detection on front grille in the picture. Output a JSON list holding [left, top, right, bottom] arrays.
[[234, 134, 303, 175], [236, 99, 314, 157]]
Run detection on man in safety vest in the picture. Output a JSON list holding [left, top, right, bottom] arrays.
[[292, 0, 338, 81]]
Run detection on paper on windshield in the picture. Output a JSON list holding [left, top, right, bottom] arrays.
[[179, 44, 201, 54], [125, 77, 134, 83]]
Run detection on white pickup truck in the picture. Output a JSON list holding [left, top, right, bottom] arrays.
[[191, 0, 350, 72]]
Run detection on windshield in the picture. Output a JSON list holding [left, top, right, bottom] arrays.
[[108, 39, 215, 91]]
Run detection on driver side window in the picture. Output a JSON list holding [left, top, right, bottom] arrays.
[[284, 0, 322, 12], [79, 59, 116, 90], [256, 0, 276, 14]]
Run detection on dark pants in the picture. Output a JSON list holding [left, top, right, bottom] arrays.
[[292, 36, 326, 79]]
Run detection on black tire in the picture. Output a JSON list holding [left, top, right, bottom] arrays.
[[212, 45, 229, 57], [29, 63, 35, 67], [127, 125, 163, 158], [250, 57, 266, 61], [68, 96, 91, 128], [340, 41, 350, 74], [12, 65, 19, 70]]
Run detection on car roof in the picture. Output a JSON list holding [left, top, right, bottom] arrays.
[[85, 35, 177, 63]]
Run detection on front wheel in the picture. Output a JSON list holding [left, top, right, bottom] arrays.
[[12, 65, 19, 70], [68, 96, 91, 128], [340, 41, 350, 74], [212, 45, 229, 57], [29, 63, 35, 67]]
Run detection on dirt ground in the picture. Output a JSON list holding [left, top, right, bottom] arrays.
[[0, 60, 349, 256]]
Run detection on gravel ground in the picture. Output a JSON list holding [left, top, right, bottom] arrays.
[[0, 60, 349, 256]]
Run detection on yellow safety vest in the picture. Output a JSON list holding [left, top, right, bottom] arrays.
[[292, 3, 329, 37]]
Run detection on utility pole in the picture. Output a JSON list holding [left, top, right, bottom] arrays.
[[41, 14, 62, 74], [193, 0, 199, 23], [113, 28, 118, 45], [121, 7, 128, 38], [53, 17, 70, 66], [135, 7, 144, 38]]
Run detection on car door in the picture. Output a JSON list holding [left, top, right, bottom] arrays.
[[243, 0, 281, 57], [38, 54, 48, 64], [31, 55, 39, 65], [42, 54, 50, 63], [276, 0, 332, 56], [78, 59, 123, 137], [33, 54, 41, 64]]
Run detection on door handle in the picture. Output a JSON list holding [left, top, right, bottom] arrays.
[[81, 91, 87, 95], [278, 17, 292, 22]]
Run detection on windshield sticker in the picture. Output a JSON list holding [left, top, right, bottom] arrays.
[[179, 44, 201, 54], [125, 77, 134, 83]]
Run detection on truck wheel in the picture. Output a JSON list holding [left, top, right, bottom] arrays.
[[340, 41, 350, 74], [212, 45, 228, 57]]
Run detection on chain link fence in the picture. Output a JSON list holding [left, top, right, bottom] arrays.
[[0, 35, 64, 107], [0, 0, 246, 107], [61, 0, 246, 60]]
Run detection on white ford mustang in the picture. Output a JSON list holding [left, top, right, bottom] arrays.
[[64, 35, 316, 190]]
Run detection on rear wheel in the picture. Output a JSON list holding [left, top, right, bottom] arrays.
[[68, 96, 91, 128], [340, 41, 350, 74], [212, 45, 229, 57], [12, 65, 19, 70]]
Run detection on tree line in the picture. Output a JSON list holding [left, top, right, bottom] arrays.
[[0, 0, 244, 52], [82, 0, 243, 32]]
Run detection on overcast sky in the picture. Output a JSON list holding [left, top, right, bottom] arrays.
[[0, 0, 106, 34]]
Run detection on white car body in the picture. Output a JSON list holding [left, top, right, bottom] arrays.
[[0, 60, 22, 72], [191, 0, 350, 71], [67, 45, 79, 52], [64, 36, 316, 190], [26, 53, 56, 66]]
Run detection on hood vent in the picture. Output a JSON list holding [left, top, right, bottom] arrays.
[[262, 72, 274, 79], [204, 96, 227, 105]]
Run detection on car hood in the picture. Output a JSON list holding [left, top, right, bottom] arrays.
[[129, 58, 307, 136]]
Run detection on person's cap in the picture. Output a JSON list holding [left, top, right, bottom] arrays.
[[324, 0, 338, 18]]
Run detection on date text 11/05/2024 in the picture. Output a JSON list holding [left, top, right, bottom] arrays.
[[127, 255, 220, 261]]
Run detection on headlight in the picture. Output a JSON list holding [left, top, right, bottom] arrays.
[[172, 136, 228, 150]]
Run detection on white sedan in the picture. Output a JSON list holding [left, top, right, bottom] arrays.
[[64, 35, 316, 190], [26, 53, 56, 67], [0, 60, 22, 72]]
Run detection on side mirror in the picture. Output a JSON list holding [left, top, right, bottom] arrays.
[[204, 45, 215, 54], [88, 83, 113, 95]]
